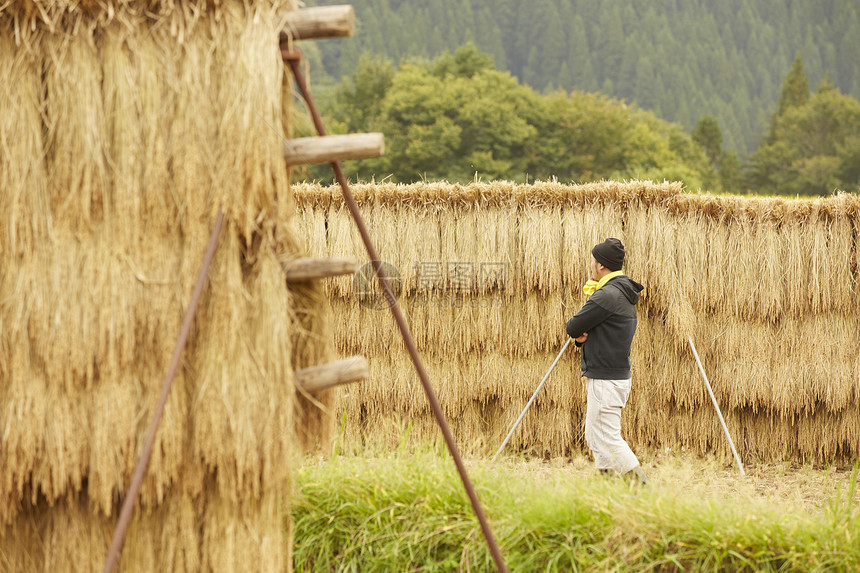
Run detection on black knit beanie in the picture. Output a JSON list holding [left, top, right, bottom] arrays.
[[592, 238, 625, 271]]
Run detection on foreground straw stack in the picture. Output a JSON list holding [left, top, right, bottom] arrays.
[[293, 181, 860, 465], [0, 1, 340, 571]]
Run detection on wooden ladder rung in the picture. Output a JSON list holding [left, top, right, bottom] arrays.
[[283, 133, 384, 167], [295, 356, 369, 393], [280, 5, 355, 41], [283, 256, 357, 282]]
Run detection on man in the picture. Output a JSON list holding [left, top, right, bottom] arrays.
[[566, 238, 648, 484]]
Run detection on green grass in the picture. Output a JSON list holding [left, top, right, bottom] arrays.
[[292, 449, 859, 572]]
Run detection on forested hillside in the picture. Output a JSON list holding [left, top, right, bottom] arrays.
[[298, 45, 719, 189], [300, 0, 860, 157], [295, 44, 860, 195]]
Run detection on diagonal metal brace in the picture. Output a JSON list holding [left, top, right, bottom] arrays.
[[284, 48, 509, 573], [102, 210, 225, 573]]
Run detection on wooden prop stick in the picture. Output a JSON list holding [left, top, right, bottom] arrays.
[[493, 338, 572, 461], [688, 336, 746, 477]]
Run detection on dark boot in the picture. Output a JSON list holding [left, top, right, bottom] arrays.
[[623, 465, 648, 485]]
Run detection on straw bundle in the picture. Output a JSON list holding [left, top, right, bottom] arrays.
[[0, 27, 50, 264], [294, 181, 860, 465], [0, 0, 345, 570], [0, 477, 283, 572], [339, 351, 584, 457]]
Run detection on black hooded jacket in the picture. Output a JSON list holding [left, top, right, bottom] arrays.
[[566, 275, 644, 380]]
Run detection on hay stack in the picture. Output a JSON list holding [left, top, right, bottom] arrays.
[[293, 181, 860, 466], [0, 1, 337, 571]]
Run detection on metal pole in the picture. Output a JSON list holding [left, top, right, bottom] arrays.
[[688, 336, 746, 476], [102, 210, 225, 573], [284, 49, 509, 573], [493, 338, 572, 461]]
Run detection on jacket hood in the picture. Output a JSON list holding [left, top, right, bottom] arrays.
[[607, 275, 644, 304]]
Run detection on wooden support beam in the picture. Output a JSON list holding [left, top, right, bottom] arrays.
[[283, 256, 358, 282], [283, 133, 384, 166], [280, 5, 355, 41], [295, 356, 369, 393]]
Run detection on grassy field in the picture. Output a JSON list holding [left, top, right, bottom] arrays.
[[292, 447, 859, 572]]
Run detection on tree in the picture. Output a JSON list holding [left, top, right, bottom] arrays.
[[745, 80, 860, 195], [327, 54, 395, 133], [307, 0, 860, 159], [593, 3, 625, 80], [837, 18, 860, 96], [836, 136, 860, 189], [633, 56, 662, 117], [556, 61, 573, 92], [692, 116, 723, 166], [310, 45, 734, 190], [777, 53, 810, 117], [525, 0, 565, 91], [365, 59, 541, 182], [719, 151, 743, 192], [432, 42, 495, 79], [567, 15, 598, 92]]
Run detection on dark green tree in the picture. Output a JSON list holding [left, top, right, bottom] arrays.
[[306, 45, 717, 188], [719, 151, 743, 192], [837, 18, 860, 93], [330, 54, 395, 133], [431, 42, 495, 79], [593, 3, 625, 79], [305, 0, 860, 158], [777, 53, 810, 117], [519, 0, 565, 90], [692, 116, 724, 166], [746, 78, 860, 195], [566, 15, 598, 92], [361, 49, 541, 181], [309, 45, 715, 189], [836, 137, 860, 190]]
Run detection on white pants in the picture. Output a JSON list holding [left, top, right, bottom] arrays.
[[585, 378, 640, 474]]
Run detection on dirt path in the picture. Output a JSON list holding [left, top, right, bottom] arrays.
[[497, 451, 860, 510]]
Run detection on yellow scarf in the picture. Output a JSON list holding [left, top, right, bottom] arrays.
[[582, 270, 624, 297]]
